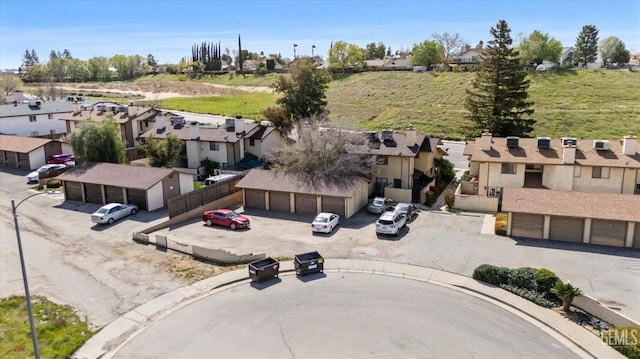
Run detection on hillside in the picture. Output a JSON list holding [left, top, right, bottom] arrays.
[[325, 69, 640, 140]]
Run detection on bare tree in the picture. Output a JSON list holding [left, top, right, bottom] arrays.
[[268, 125, 376, 181], [432, 32, 466, 58]]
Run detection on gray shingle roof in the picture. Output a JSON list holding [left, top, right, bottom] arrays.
[[502, 187, 640, 222], [56, 162, 173, 190], [0, 100, 74, 118], [236, 169, 366, 197], [0, 134, 52, 153]]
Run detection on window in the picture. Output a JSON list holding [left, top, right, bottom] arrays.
[[48, 114, 53, 119], [29, 115, 36, 122], [376, 155, 388, 165], [393, 179, 402, 188], [31, 131, 39, 136], [592, 166, 609, 179], [249, 139, 255, 146], [209, 142, 219, 151], [501, 163, 516, 174], [574, 165, 581, 177]]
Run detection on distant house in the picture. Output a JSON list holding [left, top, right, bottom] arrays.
[[0, 134, 72, 170], [560, 47, 574, 66], [629, 52, 640, 66], [452, 48, 485, 64], [0, 99, 73, 138], [56, 162, 193, 211]]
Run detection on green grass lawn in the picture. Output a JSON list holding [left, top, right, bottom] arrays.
[[0, 296, 93, 359], [145, 69, 640, 140], [136, 72, 279, 87]]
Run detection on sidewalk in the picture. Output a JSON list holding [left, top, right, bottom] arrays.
[[74, 259, 622, 359]]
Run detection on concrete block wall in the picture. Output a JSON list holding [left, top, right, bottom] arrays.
[[573, 295, 640, 328], [193, 246, 265, 264]]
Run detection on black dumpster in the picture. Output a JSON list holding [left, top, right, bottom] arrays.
[[294, 251, 324, 276], [248, 257, 279, 282]]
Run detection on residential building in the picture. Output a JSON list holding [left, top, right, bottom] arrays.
[[452, 48, 485, 64], [460, 131, 640, 211], [59, 101, 164, 148], [0, 134, 72, 170], [0, 99, 73, 138]]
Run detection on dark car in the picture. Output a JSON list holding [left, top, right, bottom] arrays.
[[202, 209, 250, 230], [394, 202, 418, 220]]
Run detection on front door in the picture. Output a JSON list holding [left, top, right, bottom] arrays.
[[375, 178, 388, 196]]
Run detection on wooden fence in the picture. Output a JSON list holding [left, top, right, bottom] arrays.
[[167, 176, 243, 218]]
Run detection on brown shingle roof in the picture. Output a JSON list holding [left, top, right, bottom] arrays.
[[56, 162, 173, 190], [502, 188, 640, 222], [0, 134, 52, 153], [349, 132, 435, 157], [465, 137, 640, 169], [236, 169, 366, 197], [59, 103, 159, 124], [139, 122, 259, 143]]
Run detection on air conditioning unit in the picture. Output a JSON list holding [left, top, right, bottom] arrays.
[[537, 136, 551, 149], [561, 137, 577, 146], [506, 136, 519, 148], [593, 140, 610, 151], [488, 186, 502, 198], [381, 129, 394, 141]]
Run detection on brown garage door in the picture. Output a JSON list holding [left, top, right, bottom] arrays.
[[6, 152, 17, 167], [85, 183, 102, 204], [295, 193, 317, 215], [322, 196, 345, 217], [64, 181, 83, 202], [269, 191, 290, 213], [18, 153, 30, 169], [105, 185, 124, 204], [511, 213, 544, 239], [127, 189, 147, 210], [591, 219, 626, 247], [245, 189, 265, 210], [549, 216, 584, 243], [634, 223, 640, 248]]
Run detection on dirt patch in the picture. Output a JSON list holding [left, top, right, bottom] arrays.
[[26, 81, 273, 100]]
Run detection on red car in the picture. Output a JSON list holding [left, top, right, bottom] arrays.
[[202, 209, 250, 230]]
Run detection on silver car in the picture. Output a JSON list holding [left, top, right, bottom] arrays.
[[26, 164, 66, 183], [367, 197, 395, 214], [91, 203, 138, 224]]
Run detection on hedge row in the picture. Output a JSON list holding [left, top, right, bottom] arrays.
[[472, 264, 562, 305]]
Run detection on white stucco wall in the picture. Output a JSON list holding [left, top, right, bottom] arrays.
[[178, 172, 194, 194], [28, 149, 47, 169], [0, 111, 70, 137], [542, 165, 574, 191], [187, 140, 230, 169], [147, 182, 164, 211], [572, 166, 625, 194]]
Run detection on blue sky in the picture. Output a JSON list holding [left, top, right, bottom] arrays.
[[1, 0, 638, 69]]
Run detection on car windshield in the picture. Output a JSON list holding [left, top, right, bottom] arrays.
[[37, 166, 51, 173], [396, 204, 408, 211], [96, 208, 109, 214], [373, 199, 384, 205], [314, 216, 328, 223], [227, 211, 238, 218]]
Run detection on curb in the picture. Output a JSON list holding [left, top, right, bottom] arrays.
[[73, 259, 623, 359]]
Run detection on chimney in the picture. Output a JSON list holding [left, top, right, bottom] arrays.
[[189, 124, 200, 140], [405, 124, 416, 146], [622, 132, 637, 156], [563, 144, 576, 164], [128, 102, 137, 117], [234, 118, 245, 135], [155, 114, 166, 129], [480, 129, 492, 151], [73, 101, 80, 113], [81, 107, 91, 119]]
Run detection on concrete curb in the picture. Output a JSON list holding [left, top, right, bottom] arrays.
[[73, 259, 623, 359]]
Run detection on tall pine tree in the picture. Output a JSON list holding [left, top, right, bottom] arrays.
[[574, 25, 599, 68], [465, 20, 535, 138]]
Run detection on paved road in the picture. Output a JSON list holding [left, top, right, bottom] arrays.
[[112, 272, 579, 359]]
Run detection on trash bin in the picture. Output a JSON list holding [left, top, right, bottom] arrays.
[[294, 251, 324, 276], [248, 257, 279, 282]]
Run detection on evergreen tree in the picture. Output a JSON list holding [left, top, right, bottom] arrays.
[[574, 25, 599, 67], [465, 20, 535, 137]]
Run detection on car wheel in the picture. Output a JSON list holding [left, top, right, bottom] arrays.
[[206, 219, 213, 226], [108, 218, 114, 225], [230, 223, 237, 230], [131, 209, 137, 215]]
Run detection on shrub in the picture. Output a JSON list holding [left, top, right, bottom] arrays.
[[500, 284, 556, 308], [459, 170, 472, 182], [424, 191, 436, 206], [443, 189, 455, 210], [472, 264, 511, 286], [551, 282, 584, 311], [508, 267, 537, 291], [534, 268, 561, 294], [45, 179, 62, 188], [495, 213, 507, 235]]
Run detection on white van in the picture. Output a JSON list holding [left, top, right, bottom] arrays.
[[204, 174, 237, 186]]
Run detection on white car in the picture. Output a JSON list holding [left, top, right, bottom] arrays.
[[26, 164, 66, 183], [91, 203, 139, 224], [375, 211, 406, 236], [311, 212, 340, 234]]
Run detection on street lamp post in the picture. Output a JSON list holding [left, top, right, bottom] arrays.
[[293, 44, 298, 58], [312, 45, 316, 57], [11, 190, 54, 359]]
